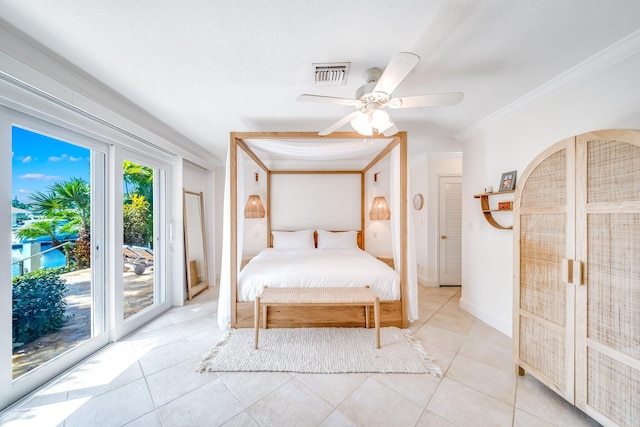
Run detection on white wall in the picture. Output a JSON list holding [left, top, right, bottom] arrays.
[[461, 48, 640, 336], [410, 153, 462, 285]]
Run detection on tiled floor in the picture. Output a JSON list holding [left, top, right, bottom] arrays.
[[0, 286, 601, 427]]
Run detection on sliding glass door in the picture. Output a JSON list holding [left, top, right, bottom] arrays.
[[115, 150, 170, 339], [2, 110, 108, 408]]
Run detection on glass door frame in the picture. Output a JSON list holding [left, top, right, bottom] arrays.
[[1, 108, 110, 409], [112, 147, 172, 341]]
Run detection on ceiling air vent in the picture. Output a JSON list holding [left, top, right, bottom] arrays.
[[313, 62, 350, 86]]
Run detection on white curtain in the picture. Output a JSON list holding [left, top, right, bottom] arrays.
[[390, 147, 419, 321], [217, 151, 245, 329]]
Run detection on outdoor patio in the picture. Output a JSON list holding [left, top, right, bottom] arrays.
[[12, 267, 155, 379]]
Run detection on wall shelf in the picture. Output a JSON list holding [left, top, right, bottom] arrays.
[[473, 190, 515, 230]]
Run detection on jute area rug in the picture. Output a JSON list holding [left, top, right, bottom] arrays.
[[197, 327, 441, 376]]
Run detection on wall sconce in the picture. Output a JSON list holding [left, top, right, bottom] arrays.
[[244, 195, 265, 218], [369, 196, 390, 220]]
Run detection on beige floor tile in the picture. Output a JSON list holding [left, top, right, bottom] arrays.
[[446, 354, 517, 405], [515, 374, 601, 427], [66, 342, 144, 400], [174, 311, 219, 337], [127, 324, 185, 355], [424, 343, 457, 374], [248, 379, 334, 427], [414, 324, 466, 353], [221, 410, 259, 426], [187, 326, 227, 356], [428, 378, 514, 427], [513, 409, 555, 427], [64, 378, 154, 427], [221, 371, 294, 407], [318, 410, 358, 427], [124, 410, 162, 427], [369, 373, 440, 407], [337, 377, 424, 426], [137, 337, 199, 376], [146, 355, 217, 407], [157, 379, 245, 426], [295, 373, 368, 407], [465, 320, 511, 350], [415, 409, 457, 427], [457, 329, 514, 374], [427, 312, 476, 336]]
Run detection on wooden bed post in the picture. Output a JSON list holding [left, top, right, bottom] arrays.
[[399, 132, 409, 328], [229, 133, 238, 327]]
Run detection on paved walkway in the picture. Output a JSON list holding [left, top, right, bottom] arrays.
[[12, 268, 154, 379]]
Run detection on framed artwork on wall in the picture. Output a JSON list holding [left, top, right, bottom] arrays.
[[499, 170, 517, 191]]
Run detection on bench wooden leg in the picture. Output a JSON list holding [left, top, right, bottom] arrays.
[[365, 305, 369, 328], [254, 297, 260, 349], [374, 297, 380, 349]]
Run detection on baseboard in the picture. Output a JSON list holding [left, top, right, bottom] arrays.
[[459, 297, 512, 337]]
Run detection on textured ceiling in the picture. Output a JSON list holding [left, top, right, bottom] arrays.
[[1, 0, 640, 164]]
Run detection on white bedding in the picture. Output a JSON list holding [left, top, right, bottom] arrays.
[[238, 248, 400, 302]]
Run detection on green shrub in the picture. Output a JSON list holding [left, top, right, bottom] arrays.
[[12, 268, 68, 345]]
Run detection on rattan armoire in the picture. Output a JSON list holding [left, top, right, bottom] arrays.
[[513, 129, 640, 427]]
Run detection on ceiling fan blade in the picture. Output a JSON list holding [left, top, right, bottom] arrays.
[[297, 94, 358, 106], [387, 92, 464, 109], [373, 52, 420, 97], [318, 111, 362, 136]]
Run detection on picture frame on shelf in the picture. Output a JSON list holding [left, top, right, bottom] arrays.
[[499, 170, 517, 192]]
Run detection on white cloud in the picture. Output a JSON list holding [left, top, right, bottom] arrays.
[[20, 173, 60, 181], [69, 156, 82, 162], [19, 189, 31, 194], [21, 156, 32, 163], [49, 154, 68, 162]]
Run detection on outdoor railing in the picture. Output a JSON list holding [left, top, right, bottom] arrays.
[[11, 241, 71, 276]]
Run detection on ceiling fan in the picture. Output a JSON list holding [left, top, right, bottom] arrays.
[[297, 52, 463, 137]]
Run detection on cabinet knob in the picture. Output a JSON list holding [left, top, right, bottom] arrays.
[[440, 235, 447, 239]]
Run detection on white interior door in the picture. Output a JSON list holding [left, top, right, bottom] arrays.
[[438, 175, 462, 286]]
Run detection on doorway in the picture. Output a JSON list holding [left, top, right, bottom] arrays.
[[438, 175, 462, 286]]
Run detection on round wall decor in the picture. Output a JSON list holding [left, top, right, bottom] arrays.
[[413, 193, 424, 210]]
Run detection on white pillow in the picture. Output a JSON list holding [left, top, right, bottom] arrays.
[[317, 230, 358, 250], [272, 230, 315, 250]]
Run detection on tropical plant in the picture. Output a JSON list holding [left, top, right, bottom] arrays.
[[12, 267, 68, 345], [123, 193, 151, 246], [123, 161, 154, 247], [15, 218, 66, 249], [123, 161, 153, 205]]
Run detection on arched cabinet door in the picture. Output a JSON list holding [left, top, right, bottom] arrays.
[[514, 129, 640, 427]]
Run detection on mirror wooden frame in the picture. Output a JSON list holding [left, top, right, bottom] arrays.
[[183, 189, 209, 300]]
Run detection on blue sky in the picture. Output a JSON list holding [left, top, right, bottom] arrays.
[[12, 126, 90, 204]]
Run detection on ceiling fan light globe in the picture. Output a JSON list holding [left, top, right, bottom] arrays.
[[371, 109, 390, 129], [351, 113, 373, 136]]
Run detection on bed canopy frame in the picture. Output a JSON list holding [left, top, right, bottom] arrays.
[[226, 131, 410, 328]]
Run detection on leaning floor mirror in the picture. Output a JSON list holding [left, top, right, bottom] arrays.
[[183, 189, 209, 300]]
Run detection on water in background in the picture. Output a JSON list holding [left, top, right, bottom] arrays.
[[11, 243, 67, 277]]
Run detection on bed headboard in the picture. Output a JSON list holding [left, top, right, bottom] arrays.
[[269, 230, 364, 250]]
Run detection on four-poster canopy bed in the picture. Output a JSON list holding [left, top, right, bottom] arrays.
[[218, 131, 416, 329]]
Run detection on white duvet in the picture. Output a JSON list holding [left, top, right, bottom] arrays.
[[238, 248, 400, 302]]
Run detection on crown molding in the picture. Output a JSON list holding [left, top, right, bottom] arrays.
[[454, 29, 640, 142]]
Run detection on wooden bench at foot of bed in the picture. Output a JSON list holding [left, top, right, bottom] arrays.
[[235, 299, 403, 328], [254, 286, 380, 349]]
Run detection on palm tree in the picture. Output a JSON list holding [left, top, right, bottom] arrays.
[[15, 218, 65, 248], [18, 178, 91, 268]]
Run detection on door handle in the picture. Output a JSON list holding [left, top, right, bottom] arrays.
[[440, 235, 447, 239]]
